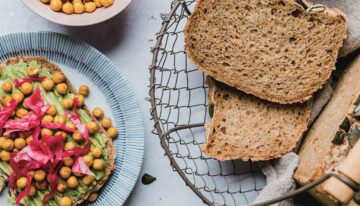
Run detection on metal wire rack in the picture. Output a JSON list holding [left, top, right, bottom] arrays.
[[148, 1, 360, 205]]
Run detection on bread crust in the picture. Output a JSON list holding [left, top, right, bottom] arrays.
[[0, 56, 116, 206], [184, 0, 348, 104]]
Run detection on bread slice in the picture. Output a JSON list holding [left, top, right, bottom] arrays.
[[0, 56, 116, 206], [185, 0, 348, 104], [202, 77, 311, 161], [294, 55, 360, 206]]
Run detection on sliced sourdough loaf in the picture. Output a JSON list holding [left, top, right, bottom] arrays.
[[202, 77, 311, 161], [294, 55, 360, 206], [185, 0, 348, 104]]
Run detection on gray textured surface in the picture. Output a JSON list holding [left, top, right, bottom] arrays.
[[313, 0, 360, 57], [0, 1, 203, 206]]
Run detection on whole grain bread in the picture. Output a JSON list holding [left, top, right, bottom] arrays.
[[0, 56, 116, 206], [185, 0, 348, 104], [294, 55, 360, 206], [202, 77, 311, 161]]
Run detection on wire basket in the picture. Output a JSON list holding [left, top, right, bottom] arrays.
[[148, 1, 359, 205]]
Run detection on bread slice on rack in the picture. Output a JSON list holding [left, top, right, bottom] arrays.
[[295, 55, 360, 206], [202, 77, 311, 161], [185, 0, 348, 104]]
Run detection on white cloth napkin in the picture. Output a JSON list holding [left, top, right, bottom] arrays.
[[313, 0, 360, 57], [253, 153, 300, 206]]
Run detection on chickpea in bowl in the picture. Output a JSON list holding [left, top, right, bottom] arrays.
[[41, 0, 114, 15]]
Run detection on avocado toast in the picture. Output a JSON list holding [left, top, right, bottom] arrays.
[[0, 56, 115, 206]]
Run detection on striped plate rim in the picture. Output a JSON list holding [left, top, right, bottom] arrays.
[[0, 31, 144, 206]]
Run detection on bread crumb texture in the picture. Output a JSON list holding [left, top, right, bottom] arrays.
[[202, 78, 311, 161], [185, 0, 348, 104]]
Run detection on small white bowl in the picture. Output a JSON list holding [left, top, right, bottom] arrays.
[[22, 0, 132, 26]]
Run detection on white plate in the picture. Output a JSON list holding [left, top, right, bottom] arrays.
[[22, 0, 132, 26]]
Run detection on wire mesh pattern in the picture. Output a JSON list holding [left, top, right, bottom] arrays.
[[149, 1, 266, 205], [149, 1, 360, 206]]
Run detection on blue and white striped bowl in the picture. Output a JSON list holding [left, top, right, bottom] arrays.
[[0, 31, 144, 206]]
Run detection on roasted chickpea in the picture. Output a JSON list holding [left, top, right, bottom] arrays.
[[54, 114, 66, 125], [55, 131, 68, 140], [85, 2, 96, 13], [108, 127, 118, 139], [83, 154, 93, 167], [20, 82, 33, 96], [82, 175, 94, 185], [94, 0, 102, 7], [92, 107, 104, 119], [56, 83, 68, 95], [1, 95, 13, 105], [63, 157, 74, 166], [40, 0, 50, 3], [93, 159, 105, 170], [3, 139, 14, 151], [91, 147, 102, 158], [34, 169, 46, 182], [61, 98, 74, 109], [62, 2, 74, 14], [73, 2, 85, 14], [101, 117, 112, 129], [0, 150, 11, 161], [64, 142, 76, 150], [46, 105, 57, 116], [74, 172, 83, 177], [16, 108, 29, 118], [86, 121, 97, 134], [52, 71, 65, 84], [65, 122, 75, 130], [14, 138, 26, 150], [28, 186, 37, 196], [16, 177, 28, 189], [42, 115, 53, 124], [13, 91, 24, 103], [26, 135, 33, 144], [50, 0, 62, 11], [100, 0, 114, 7], [0, 137, 5, 144], [22, 99, 29, 109], [26, 66, 40, 78], [2, 81, 12, 93], [72, 132, 83, 142], [78, 85, 89, 97], [56, 182, 67, 193], [41, 78, 55, 91], [76, 95, 85, 107], [88, 193, 98, 202], [41, 128, 53, 137], [35, 181, 48, 190], [59, 167, 72, 179], [67, 176, 78, 189], [59, 196, 72, 206]]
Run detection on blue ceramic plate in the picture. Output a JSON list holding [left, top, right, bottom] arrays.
[[0, 31, 144, 206]]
